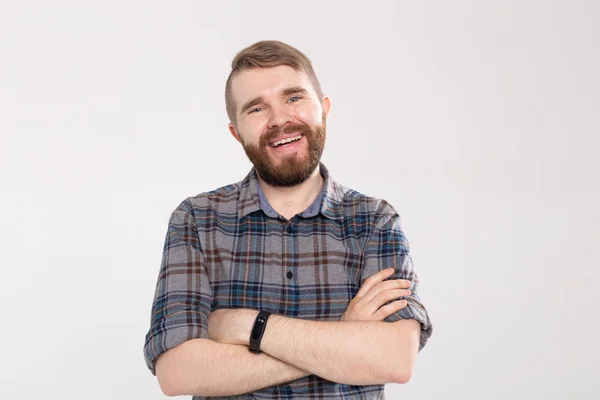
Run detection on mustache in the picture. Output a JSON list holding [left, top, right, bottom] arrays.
[[259, 123, 312, 146]]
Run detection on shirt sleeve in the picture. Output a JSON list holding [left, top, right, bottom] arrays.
[[361, 203, 433, 352], [143, 199, 214, 375]]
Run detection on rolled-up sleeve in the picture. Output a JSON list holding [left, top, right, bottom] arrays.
[[143, 199, 213, 374], [361, 203, 433, 351]]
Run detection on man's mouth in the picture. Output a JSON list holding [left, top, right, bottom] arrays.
[[269, 135, 303, 148]]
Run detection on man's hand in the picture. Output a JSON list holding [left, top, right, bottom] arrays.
[[341, 268, 411, 321], [208, 308, 258, 346]]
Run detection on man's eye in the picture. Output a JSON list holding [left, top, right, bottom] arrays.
[[249, 108, 262, 114], [288, 96, 301, 103]]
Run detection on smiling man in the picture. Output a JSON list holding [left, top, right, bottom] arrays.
[[144, 40, 433, 399]]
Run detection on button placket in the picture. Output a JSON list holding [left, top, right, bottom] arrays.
[[284, 223, 294, 280], [284, 221, 294, 280], [282, 219, 298, 317]]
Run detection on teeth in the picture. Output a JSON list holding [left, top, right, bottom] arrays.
[[272, 135, 302, 147]]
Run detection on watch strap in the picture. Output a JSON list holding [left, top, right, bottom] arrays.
[[249, 311, 271, 354]]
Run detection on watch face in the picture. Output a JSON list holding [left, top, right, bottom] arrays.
[[251, 318, 266, 340]]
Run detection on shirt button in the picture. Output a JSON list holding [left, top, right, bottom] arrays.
[[286, 225, 294, 234], [286, 271, 293, 279]]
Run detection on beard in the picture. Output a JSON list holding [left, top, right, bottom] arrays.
[[240, 112, 326, 187]]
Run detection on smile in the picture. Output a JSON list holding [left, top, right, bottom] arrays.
[[270, 135, 303, 147]]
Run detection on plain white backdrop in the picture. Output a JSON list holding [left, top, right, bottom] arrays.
[[1, 1, 599, 399]]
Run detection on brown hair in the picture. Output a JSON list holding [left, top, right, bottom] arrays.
[[225, 40, 324, 125]]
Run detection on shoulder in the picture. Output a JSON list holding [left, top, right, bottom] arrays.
[[333, 180, 399, 223], [173, 180, 243, 218]]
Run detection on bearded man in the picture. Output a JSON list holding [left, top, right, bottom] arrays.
[[144, 40, 433, 399]]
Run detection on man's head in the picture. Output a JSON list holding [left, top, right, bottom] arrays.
[[226, 40, 331, 186]]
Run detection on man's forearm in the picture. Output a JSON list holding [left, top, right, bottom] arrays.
[[258, 316, 420, 385], [155, 338, 310, 397]]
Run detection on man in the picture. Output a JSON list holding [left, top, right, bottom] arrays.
[[144, 40, 432, 399]]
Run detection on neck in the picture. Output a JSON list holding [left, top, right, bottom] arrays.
[[257, 166, 324, 220]]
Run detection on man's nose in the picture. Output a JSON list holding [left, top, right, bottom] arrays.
[[267, 105, 292, 129]]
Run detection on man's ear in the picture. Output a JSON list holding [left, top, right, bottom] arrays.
[[228, 123, 242, 144], [321, 95, 332, 119]]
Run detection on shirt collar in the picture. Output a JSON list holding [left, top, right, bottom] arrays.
[[237, 162, 344, 221]]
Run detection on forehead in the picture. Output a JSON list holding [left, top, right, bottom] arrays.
[[231, 65, 314, 105]]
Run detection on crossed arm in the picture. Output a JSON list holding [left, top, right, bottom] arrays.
[[155, 268, 421, 397]]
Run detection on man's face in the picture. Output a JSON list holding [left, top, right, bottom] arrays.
[[228, 65, 331, 186]]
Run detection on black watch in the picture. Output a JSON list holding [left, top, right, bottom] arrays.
[[249, 311, 271, 354]]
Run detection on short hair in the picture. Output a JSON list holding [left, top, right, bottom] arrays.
[[225, 40, 324, 125]]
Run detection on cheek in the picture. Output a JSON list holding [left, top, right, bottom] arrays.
[[297, 105, 322, 125], [250, 116, 269, 131], [239, 122, 266, 145]]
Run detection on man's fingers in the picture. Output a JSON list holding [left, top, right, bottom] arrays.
[[355, 267, 395, 297], [363, 279, 411, 303], [370, 288, 411, 309], [374, 299, 408, 320]]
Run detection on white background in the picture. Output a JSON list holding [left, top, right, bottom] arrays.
[[1, 1, 599, 399]]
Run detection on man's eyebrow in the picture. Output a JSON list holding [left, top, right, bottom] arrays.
[[240, 96, 264, 115], [239, 87, 309, 115], [280, 86, 309, 97]]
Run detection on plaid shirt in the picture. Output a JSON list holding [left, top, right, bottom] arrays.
[[144, 163, 432, 399]]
